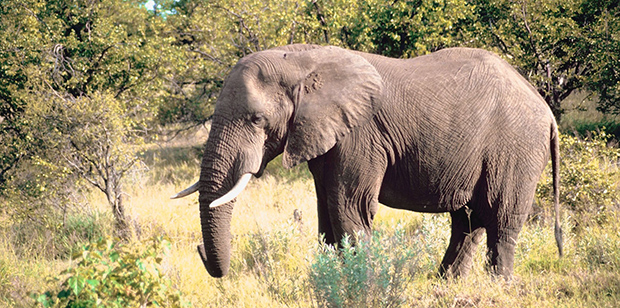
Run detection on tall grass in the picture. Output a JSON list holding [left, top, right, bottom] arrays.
[[1, 125, 620, 307]]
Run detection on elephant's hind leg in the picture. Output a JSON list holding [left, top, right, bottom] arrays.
[[439, 206, 485, 278], [484, 187, 534, 277], [484, 211, 528, 278]]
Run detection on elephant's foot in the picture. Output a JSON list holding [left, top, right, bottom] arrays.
[[485, 228, 522, 279]]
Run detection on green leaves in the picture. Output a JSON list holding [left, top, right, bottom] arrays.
[[537, 132, 620, 228], [353, 0, 476, 57], [310, 225, 434, 307], [33, 236, 185, 308], [470, 0, 620, 118]]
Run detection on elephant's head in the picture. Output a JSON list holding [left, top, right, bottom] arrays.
[[172, 45, 383, 277]]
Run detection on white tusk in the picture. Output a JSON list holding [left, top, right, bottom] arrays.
[[170, 181, 200, 199], [209, 173, 252, 208]]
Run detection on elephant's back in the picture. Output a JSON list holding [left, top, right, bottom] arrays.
[[406, 47, 550, 114], [368, 47, 555, 211]]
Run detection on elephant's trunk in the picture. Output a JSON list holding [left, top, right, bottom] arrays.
[[197, 119, 248, 278], [198, 173, 252, 277], [198, 152, 237, 276], [198, 194, 234, 277]]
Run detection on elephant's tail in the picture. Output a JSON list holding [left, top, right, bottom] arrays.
[[551, 121, 563, 257]]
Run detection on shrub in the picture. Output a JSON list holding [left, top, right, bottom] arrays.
[[309, 223, 439, 308], [32, 236, 187, 308], [536, 132, 620, 227]]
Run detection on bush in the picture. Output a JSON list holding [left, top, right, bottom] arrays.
[[536, 132, 620, 227], [309, 223, 438, 308], [32, 236, 187, 308]]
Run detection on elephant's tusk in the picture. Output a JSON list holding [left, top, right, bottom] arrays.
[[170, 181, 200, 199], [209, 173, 252, 208]]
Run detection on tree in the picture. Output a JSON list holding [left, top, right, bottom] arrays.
[[579, 0, 620, 114], [35, 92, 147, 235], [0, 0, 46, 189], [471, 0, 619, 119], [339, 0, 476, 57], [0, 0, 176, 236]]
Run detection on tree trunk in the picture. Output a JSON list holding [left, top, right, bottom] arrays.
[[108, 180, 130, 239]]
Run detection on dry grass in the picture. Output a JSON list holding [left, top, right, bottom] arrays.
[[2, 126, 620, 307]]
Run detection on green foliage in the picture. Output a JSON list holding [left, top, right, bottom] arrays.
[[537, 132, 620, 227], [347, 0, 476, 57], [581, 1, 620, 114], [0, 0, 48, 190], [568, 119, 620, 140], [33, 236, 187, 308], [309, 224, 437, 308], [471, 0, 620, 117]]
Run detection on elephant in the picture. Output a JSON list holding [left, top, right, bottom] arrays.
[[172, 44, 562, 279]]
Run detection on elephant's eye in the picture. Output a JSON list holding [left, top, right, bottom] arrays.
[[250, 114, 266, 127]]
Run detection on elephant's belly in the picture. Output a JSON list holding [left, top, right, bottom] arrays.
[[378, 184, 451, 213]]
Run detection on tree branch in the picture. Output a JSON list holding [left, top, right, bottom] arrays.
[[312, 0, 330, 44], [188, 48, 225, 65]]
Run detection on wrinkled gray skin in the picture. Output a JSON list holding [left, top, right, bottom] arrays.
[[196, 44, 561, 278]]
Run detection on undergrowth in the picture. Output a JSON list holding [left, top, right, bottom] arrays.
[[1, 129, 619, 307], [32, 236, 186, 308], [536, 132, 620, 230], [310, 228, 423, 307]]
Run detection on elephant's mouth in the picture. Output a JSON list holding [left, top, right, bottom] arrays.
[[255, 162, 267, 178], [197, 244, 210, 273]]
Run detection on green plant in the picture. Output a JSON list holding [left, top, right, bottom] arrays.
[[309, 224, 434, 308], [33, 236, 187, 308], [536, 132, 620, 227]]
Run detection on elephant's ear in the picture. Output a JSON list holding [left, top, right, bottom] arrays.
[[281, 46, 383, 168]]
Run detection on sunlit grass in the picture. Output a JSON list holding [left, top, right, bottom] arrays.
[[2, 125, 620, 307]]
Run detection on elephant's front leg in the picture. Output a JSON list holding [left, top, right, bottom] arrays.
[[313, 148, 387, 245], [308, 157, 336, 244], [327, 185, 381, 244]]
